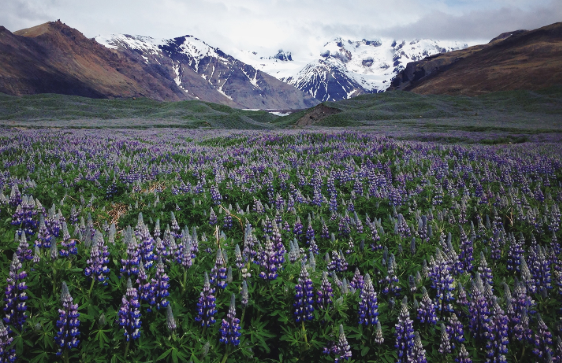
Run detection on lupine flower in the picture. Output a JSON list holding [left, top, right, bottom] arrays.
[[148, 258, 169, 311], [530, 246, 552, 296], [439, 323, 452, 355], [210, 248, 228, 289], [3, 253, 28, 331], [118, 279, 141, 341], [317, 271, 333, 310], [429, 249, 455, 314], [258, 237, 279, 280], [138, 225, 156, 269], [209, 208, 217, 226], [468, 275, 490, 342], [507, 233, 524, 272], [478, 252, 493, 288], [395, 297, 415, 363], [136, 262, 150, 304], [456, 344, 472, 363], [459, 226, 473, 272], [84, 231, 110, 285], [166, 305, 176, 333], [219, 294, 241, 346], [294, 263, 314, 323], [121, 235, 140, 277], [358, 274, 378, 325], [375, 321, 384, 344], [54, 282, 80, 356], [15, 233, 32, 263], [486, 297, 509, 363], [241, 280, 249, 307], [349, 268, 364, 291], [533, 314, 553, 359], [380, 254, 400, 296], [323, 325, 352, 363], [35, 214, 52, 249], [446, 313, 465, 349], [195, 272, 216, 327], [0, 321, 16, 363], [417, 287, 437, 325], [412, 331, 427, 363]]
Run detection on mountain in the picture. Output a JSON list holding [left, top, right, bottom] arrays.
[[0, 21, 317, 109], [0, 20, 182, 100], [388, 22, 562, 95], [95, 34, 318, 109], [233, 38, 467, 102]]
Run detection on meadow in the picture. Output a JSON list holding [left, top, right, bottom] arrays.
[[0, 127, 561, 363]]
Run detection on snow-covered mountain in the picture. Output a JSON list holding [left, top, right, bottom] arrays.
[[233, 38, 468, 102], [95, 34, 318, 109]]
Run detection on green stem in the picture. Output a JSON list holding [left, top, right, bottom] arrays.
[[240, 308, 246, 328], [88, 276, 95, 298], [63, 349, 69, 363], [182, 269, 187, 293], [302, 321, 308, 345], [124, 340, 130, 360], [221, 346, 230, 363]]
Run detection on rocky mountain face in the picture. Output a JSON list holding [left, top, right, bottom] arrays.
[[235, 38, 467, 102], [0, 21, 318, 109], [96, 34, 318, 109], [388, 22, 562, 95]]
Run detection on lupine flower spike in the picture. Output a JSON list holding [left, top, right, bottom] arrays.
[[118, 278, 141, 342], [54, 282, 80, 356], [219, 294, 241, 346]]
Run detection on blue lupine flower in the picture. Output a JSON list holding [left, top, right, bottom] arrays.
[[395, 297, 415, 363], [84, 231, 110, 285], [459, 226, 473, 272], [532, 314, 553, 359], [456, 344, 472, 363], [429, 249, 455, 314], [486, 297, 509, 363], [349, 268, 364, 291], [417, 287, 437, 325], [166, 305, 176, 332], [219, 294, 241, 346], [148, 258, 169, 311], [439, 323, 452, 355], [118, 279, 141, 341], [210, 248, 227, 289], [413, 332, 427, 363], [358, 274, 378, 326], [120, 234, 140, 278], [138, 225, 156, 269], [241, 280, 249, 307], [136, 262, 150, 304], [209, 208, 217, 226], [258, 237, 279, 280], [3, 254, 28, 331], [446, 313, 465, 349], [468, 275, 490, 342], [294, 263, 314, 323], [0, 321, 16, 363], [323, 325, 352, 363], [54, 282, 80, 356], [15, 233, 32, 263], [317, 272, 333, 310], [195, 272, 216, 327]]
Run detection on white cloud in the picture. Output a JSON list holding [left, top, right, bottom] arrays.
[[1, 0, 560, 59]]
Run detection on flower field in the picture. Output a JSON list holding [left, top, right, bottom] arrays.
[[0, 128, 561, 363]]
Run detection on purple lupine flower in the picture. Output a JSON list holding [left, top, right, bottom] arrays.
[[380, 254, 400, 296], [446, 313, 465, 349], [54, 282, 80, 356], [136, 262, 150, 304], [456, 344, 472, 363], [293, 216, 303, 238], [138, 225, 156, 269], [530, 246, 552, 296], [506, 233, 524, 272], [533, 314, 553, 359], [417, 287, 437, 325], [258, 237, 279, 280], [209, 208, 217, 226], [210, 248, 228, 289], [59, 222, 77, 257], [118, 279, 141, 341], [305, 221, 315, 243], [170, 212, 181, 239], [0, 321, 16, 363], [412, 331, 427, 363], [294, 263, 314, 323], [321, 221, 330, 240], [358, 274, 378, 325], [349, 268, 364, 291], [271, 222, 286, 265], [120, 235, 140, 278], [234, 244, 243, 270], [3, 254, 28, 331], [395, 297, 415, 363], [468, 275, 490, 342], [375, 321, 384, 344], [241, 280, 249, 308], [220, 294, 241, 346], [323, 325, 352, 362], [35, 214, 52, 249], [166, 305, 176, 332], [485, 296, 509, 362], [439, 323, 452, 355], [478, 252, 493, 288], [176, 240, 193, 269], [195, 272, 216, 327], [15, 233, 32, 263], [310, 239, 319, 255], [148, 258, 169, 311], [84, 231, 110, 285], [429, 249, 455, 315], [459, 226, 473, 272]]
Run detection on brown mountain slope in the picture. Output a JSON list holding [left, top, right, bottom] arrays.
[[1, 21, 184, 100], [388, 22, 562, 95]]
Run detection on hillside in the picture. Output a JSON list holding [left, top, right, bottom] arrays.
[[389, 22, 562, 95]]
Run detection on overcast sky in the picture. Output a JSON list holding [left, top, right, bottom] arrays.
[[2, 0, 561, 58]]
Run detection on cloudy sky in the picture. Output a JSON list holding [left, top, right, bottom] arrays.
[[2, 0, 561, 58]]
